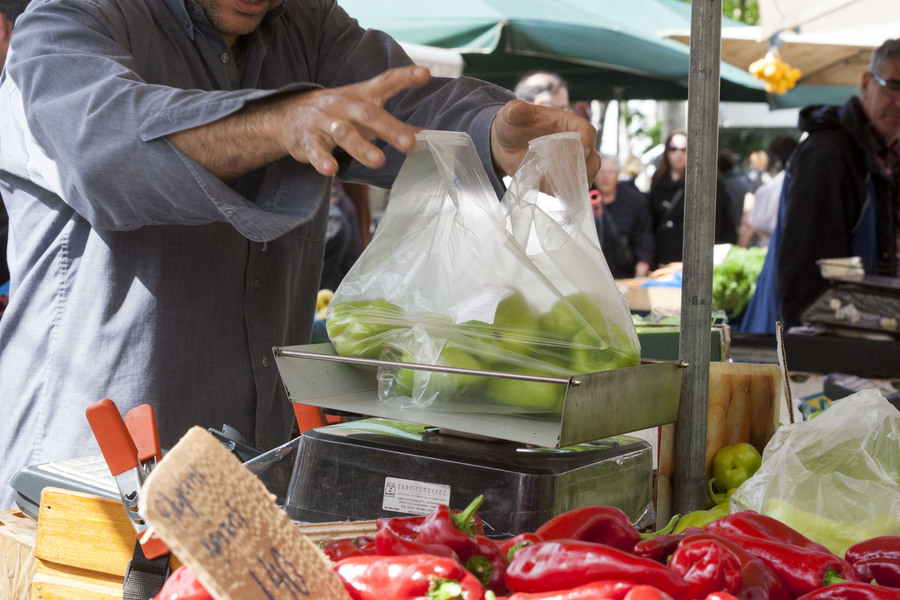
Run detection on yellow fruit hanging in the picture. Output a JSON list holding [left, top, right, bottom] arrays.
[[749, 49, 801, 95]]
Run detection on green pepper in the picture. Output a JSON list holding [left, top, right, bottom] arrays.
[[673, 489, 735, 534], [712, 442, 762, 494], [673, 506, 728, 533]]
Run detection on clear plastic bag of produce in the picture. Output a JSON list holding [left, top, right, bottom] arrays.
[[326, 130, 639, 414], [731, 389, 900, 556]]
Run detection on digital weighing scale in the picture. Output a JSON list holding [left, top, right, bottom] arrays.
[[273, 343, 685, 537]]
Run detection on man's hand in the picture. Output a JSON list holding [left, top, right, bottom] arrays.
[[490, 100, 601, 183], [281, 65, 431, 176], [168, 65, 431, 180]]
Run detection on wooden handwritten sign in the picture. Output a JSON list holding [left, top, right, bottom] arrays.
[[138, 426, 351, 600]]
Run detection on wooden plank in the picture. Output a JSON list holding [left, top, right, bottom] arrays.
[[35, 488, 147, 578], [0, 509, 38, 600], [30, 559, 122, 600]]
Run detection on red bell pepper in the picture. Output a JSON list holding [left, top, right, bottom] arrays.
[[533, 505, 641, 553], [705, 530, 847, 597], [334, 553, 485, 600], [704, 511, 833, 555], [845, 537, 900, 588], [667, 537, 743, 599], [415, 496, 484, 563], [504, 540, 689, 596], [498, 532, 543, 562], [704, 594, 742, 600], [502, 579, 639, 600], [677, 531, 792, 600], [376, 524, 461, 560], [623, 585, 676, 600], [466, 535, 509, 596], [633, 527, 705, 563], [794, 582, 900, 600], [320, 536, 376, 562], [377, 514, 426, 540], [154, 565, 213, 600], [376, 508, 485, 542]]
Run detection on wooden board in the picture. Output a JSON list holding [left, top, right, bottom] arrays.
[[656, 362, 783, 525]]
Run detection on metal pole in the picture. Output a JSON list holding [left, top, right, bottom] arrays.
[[673, 0, 722, 516]]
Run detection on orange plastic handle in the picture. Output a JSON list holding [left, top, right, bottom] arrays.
[[125, 404, 162, 464], [139, 531, 170, 560], [85, 398, 139, 476]]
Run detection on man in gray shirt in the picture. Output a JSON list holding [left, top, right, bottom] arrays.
[[0, 0, 600, 508]]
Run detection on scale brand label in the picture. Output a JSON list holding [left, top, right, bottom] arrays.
[[382, 476, 451, 514]]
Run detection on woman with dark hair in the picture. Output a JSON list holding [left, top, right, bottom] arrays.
[[649, 130, 688, 268]]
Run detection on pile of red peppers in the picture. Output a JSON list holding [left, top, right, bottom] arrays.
[[155, 499, 900, 600]]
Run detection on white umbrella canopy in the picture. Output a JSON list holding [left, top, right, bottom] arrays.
[[662, 0, 897, 106], [757, 0, 900, 41]]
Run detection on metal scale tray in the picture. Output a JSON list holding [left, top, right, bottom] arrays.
[[272, 343, 685, 448]]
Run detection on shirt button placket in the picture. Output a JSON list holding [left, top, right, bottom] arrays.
[[220, 52, 230, 64]]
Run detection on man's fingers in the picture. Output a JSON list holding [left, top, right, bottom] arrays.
[[329, 117, 388, 169], [501, 99, 539, 128], [364, 65, 432, 103], [286, 65, 431, 174]]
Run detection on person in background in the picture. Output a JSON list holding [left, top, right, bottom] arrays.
[[742, 38, 900, 333], [591, 154, 654, 278], [0, 0, 600, 509], [743, 149, 769, 194], [0, 0, 28, 290], [739, 135, 799, 248], [648, 130, 688, 268], [620, 156, 647, 192], [514, 71, 571, 111], [716, 147, 749, 246]]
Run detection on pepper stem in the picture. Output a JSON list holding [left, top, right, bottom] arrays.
[[464, 554, 492, 587], [822, 567, 846, 587], [708, 478, 725, 506], [427, 579, 464, 600], [452, 495, 484, 535], [639, 514, 680, 539]]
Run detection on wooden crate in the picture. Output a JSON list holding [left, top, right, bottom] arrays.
[[1, 508, 37, 600]]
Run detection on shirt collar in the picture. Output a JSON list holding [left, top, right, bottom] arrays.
[[165, 0, 286, 42]]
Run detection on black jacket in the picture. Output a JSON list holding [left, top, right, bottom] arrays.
[[776, 97, 898, 327], [600, 183, 655, 278]]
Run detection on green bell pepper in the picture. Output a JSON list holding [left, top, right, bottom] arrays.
[[712, 442, 762, 494]]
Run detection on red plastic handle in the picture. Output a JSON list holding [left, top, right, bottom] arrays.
[[125, 404, 162, 464], [85, 398, 139, 476]]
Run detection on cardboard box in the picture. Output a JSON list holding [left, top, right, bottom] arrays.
[[619, 279, 682, 313]]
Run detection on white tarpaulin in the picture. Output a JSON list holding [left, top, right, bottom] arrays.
[[758, 0, 900, 42], [660, 25, 877, 87]]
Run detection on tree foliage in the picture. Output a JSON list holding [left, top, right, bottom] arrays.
[[679, 0, 759, 25]]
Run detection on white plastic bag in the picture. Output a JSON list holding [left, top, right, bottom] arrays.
[[326, 130, 639, 414], [731, 389, 900, 556]]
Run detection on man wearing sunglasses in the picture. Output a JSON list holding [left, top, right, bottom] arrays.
[[743, 38, 900, 333]]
